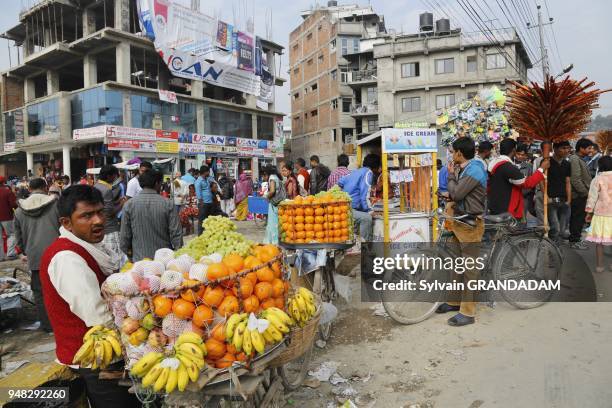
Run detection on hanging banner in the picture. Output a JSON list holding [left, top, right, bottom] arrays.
[[382, 128, 438, 154], [137, 0, 272, 100], [156, 141, 180, 154], [158, 89, 178, 104]]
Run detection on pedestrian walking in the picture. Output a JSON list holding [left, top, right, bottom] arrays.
[[327, 154, 351, 189], [218, 174, 235, 217], [568, 138, 593, 249], [39, 185, 137, 407], [262, 166, 285, 245], [514, 143, 535, 219], [172, 171, 189, 213], [295, 158, 310, 196], [14, 178, 60, 332], [585, 156, 612, 272], [94, 165, 126, 258], [544, 142, 572, 242], [234, 172, 253, 221], [120, 170, 183, 262], [195, 165, 216, 235], [0, 175, 18, 260], [309, 155, 330, 195]]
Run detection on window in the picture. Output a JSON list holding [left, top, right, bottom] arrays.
[[330, 39, 336, 51], [401, 62, 420, 77], [366, 87, 377, 104], [435, 94, 455, 109], [367, 118, 379, 132], [318, 54, 324, 63], [331, 99, 338, 109], [27, 99, 60, 137], [341, 38, 348, 55], [293, 92, 300, 100], [402, 96, 421, 112], [486, 53, 506, 69], [306, 33, 312, 40], [311, 83, 318, 91], [307, 58, 313, 65], [467, 55, 477, 72], [310, 109, 318, 117], [330, 69, 338, 81], [303, 87, 308, 94], [3, 109, 23, 144], [342, 98, 352, 113], [257, 116, 274, 141], [435, 58, 454, 74], [72, 87, 123, 131], [342, 128, 353, 144], [292, 43, 298, 51], [204, 106, 252, 138], [467, 91, 478, 100], [131, 95, 196, 133], [353, 38, 360, 53], [318, 25, 322, 31], [340, 70, 350, 83], [293, 67, 299, 74]]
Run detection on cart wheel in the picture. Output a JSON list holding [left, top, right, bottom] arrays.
[[279, 345, 313, 391]]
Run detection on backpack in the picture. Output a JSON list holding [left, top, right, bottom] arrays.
[[269, 175, 286, 206]]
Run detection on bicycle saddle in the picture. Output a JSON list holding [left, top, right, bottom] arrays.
[[484, 213, 513, 224]]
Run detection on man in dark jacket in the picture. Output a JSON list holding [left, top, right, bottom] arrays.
[[0, 175, 18, 260], [94, 165, 125, 256], [14, 178, 60, 332], [309, 155, 330, 195], [436, 137, 488, 327], [568, 138, 593, 249]]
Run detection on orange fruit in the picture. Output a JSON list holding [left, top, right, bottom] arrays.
[[283, 223, 294, 232], [295, 215, 304, 224], [334, 229, 342, 237], [340, 212, 347, 221], [227, 344, 238, 354], [341, 220, 348, 228], [218, 295, 240, 316], [304, 223, 313, 232], [295, 223, 305, 232], [304, 207, 314, 216], [205, 338, 226, 360], [295, 207, 304, 216], [256, 266, 274, 282], [315, 207, 324, 215], [210, 322, 226, 342], [333, 214, 342, 222], [245, 271, 258, 286], [334, 206, 342, 214], [271, 261, 282, 278], [254, 282, 273, 301], [244, 256, 261, 269], [243, 294, 260, 313], [172, 298, 196, 319], [313, 223, 323, 232], [223, 254, 244, 273], [315, 216, 325, 224], [202, 286, 225, 308], [152, 295, 173, 317], [273, 296, 285, 309], [235, 277, 254, 298], [296, 230, 306, 239], [315, 231, 325, 239], [236, 352, 247, 362], [305, 215, 314, 224], [333, 221, 341, 229], [294, 196, 303, 204], [260, 298, 276, 310], [207, 263, 230, 281], [295, 239, 305, 243], [306, 230, 315, 239], [271, 279, 285, 297], [181, 279, 205, 303], [193, 305, 214, 327]]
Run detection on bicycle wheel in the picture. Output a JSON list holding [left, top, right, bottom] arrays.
[[492, 235, 562, 309], [279, 344, 313, 391], [381, 249, 446, 325]]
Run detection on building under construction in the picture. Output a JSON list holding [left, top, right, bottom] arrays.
[[0, 0, 285, 180]]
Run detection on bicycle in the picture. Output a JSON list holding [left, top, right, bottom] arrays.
[[381, 208, 563, 325]]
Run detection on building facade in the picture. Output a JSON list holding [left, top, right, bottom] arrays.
[[0, 0, 285, 180], [289, 2, 386, 166]]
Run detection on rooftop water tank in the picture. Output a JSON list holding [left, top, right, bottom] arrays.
[[436, 18, 451, 34], [419, 12, 434, 32], [328, 1, 338, 7]]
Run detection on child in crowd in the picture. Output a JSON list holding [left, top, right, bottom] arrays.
[[585, 156, 612, 273]]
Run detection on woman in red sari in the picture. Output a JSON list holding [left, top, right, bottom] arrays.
[[281, 161, 298, 199]]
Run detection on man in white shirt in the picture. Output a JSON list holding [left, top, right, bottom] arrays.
[[39, 185, 134, 407], [125, 161, 153, 199]]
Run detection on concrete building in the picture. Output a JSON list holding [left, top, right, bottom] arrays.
[[0, 0, 285, 180], [374, 14, 531, 130], [288, 1, 386, 166]]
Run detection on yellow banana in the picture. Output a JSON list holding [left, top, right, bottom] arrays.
[[176, 351, 205, 370], [175, 354, 200, 381], [106, 335, 123, 358], [131, 352, 163, 377], [225, 313, 247, 341], [265, 324, 284, 343], [232, 320, 247, 352], [174, 332, 203, 348], [242, 327, 252, 356], [101, 340, 113, 368], [250, 330, 265, 354], [153, 367, 170, 393], [141, 364, 164, 388], [94, 341, 105, 369], [295, 293, 308, 316], [298, 287, 314, 303], [165, 368, 178, 393], [73, 338, 94, 364], [266, 314, 289, 334], [177, 364, 189, 392], [83, 325, 104, 341], [289, 299, 301, 323], [199, 342, 207, 357], [305, 301, 316, 317], [262, 329, 275, 344], [176, 343, 204, 360], [267, 307, 296, 326], [90, 355, 98, 370]]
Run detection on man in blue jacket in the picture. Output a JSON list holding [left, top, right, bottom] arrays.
[[338, 154, 381, 242], [195, 165, 216, 235]]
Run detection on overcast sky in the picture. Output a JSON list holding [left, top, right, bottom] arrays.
[[1, 0, 610, 125]]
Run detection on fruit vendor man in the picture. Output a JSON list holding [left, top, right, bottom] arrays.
[[39, 185, 138, 408]]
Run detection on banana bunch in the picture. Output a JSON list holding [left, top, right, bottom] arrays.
[[288, 287, 317, 327], [73, 325, 123, 370], [259, 307, 295, 345], [130, 332, 207, 393], [225, 313, 253, 355]]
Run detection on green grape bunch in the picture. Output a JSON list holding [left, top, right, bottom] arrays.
[[175, 216, 254, 259]]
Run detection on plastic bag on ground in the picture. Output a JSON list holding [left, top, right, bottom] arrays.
[[333, 273, 352, 303], [319, 302, 338, 325]]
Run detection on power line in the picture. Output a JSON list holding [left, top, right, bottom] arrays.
[[543, 0, 563, 71]]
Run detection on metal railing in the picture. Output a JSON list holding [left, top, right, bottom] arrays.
[[350, 103, 378, 114], [349, 69, 377, 83]]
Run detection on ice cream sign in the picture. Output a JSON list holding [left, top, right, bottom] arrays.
[[382, 128, 437, 153]]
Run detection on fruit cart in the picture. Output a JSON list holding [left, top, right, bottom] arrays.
[[71, 217, 322, 406]]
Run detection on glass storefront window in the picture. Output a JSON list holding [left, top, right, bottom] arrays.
[[257, 116, 274, 141], [205, 106, 252, 138], [3, 110, 22, 143], [27, 99, 59, 137], [131, 95, 196, 133], [71, 87, 124, 130]]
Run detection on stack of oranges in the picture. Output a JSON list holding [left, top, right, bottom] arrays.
[[279, 195, 352, 244]]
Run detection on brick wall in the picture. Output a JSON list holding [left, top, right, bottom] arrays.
[[2, 76, 24, 111]]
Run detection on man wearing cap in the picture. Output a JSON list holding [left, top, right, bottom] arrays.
[[0, 176, 18, 260]]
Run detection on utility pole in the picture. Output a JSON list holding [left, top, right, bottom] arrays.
[[527, 5, 553, 79]]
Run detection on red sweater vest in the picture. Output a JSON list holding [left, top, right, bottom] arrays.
[[39, 238, 107, 365]]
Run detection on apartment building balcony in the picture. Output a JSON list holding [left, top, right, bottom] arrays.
[[347, 69, 377, 88], [350, 103, 378, 117]]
